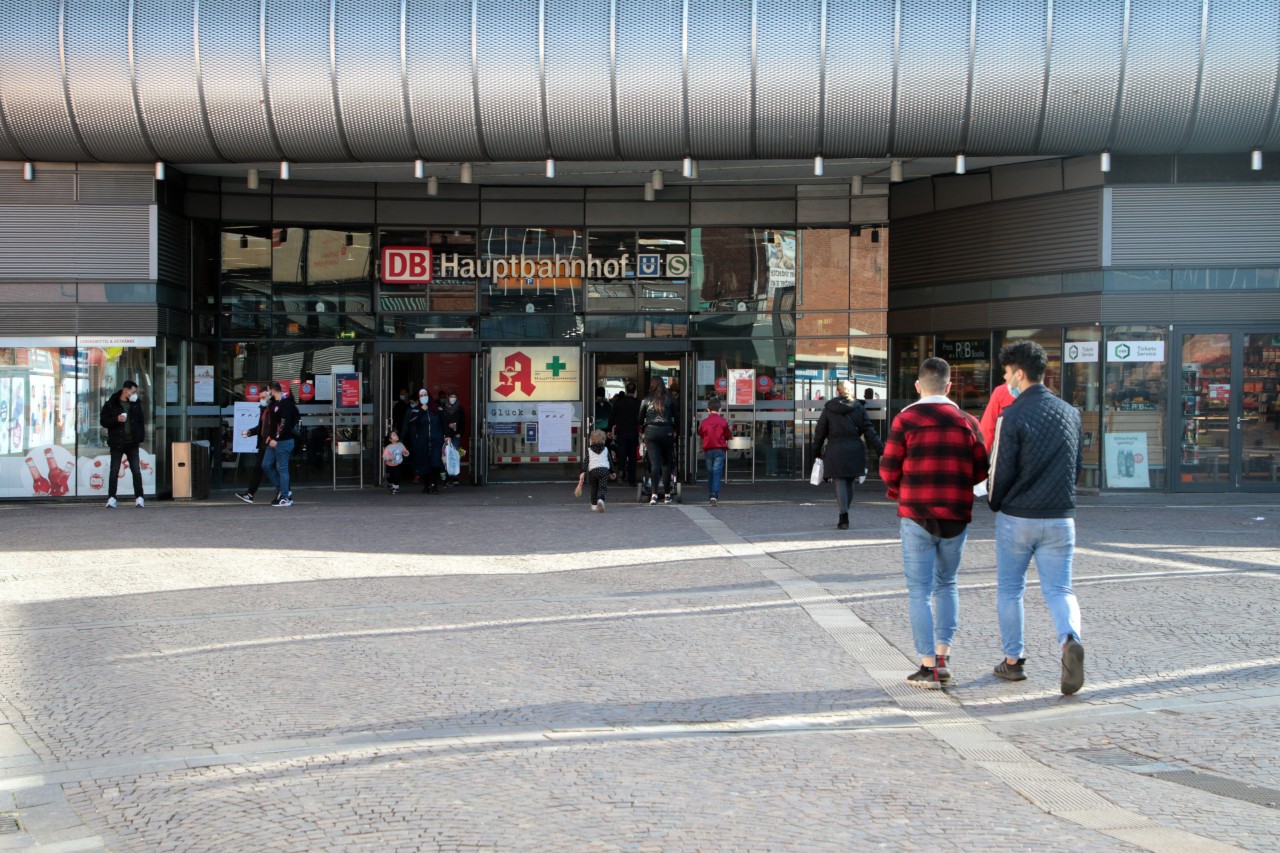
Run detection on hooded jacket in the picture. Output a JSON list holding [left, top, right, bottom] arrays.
[[100, 390, 145, 448], [811, 396, 884, 479]]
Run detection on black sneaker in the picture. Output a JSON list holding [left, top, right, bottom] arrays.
[[994, 658, 1027, 681], [235, 492, 254, 504], [1061, 636, 1085, 695], [907, 665, 943, 689], [935, 654, 951, 683]]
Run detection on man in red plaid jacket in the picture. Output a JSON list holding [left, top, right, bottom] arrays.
[[879, 357, 990, 689]]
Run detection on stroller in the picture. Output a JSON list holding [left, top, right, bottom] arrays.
[[636, 435, 683, 504]]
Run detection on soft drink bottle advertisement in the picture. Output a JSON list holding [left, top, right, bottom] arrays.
[[0, 445, 156, 498], [8, 377, 25, 454]]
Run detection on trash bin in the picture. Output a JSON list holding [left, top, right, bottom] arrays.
[[172, 441, 210, 500]]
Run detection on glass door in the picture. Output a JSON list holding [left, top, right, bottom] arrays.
[[1176, 331, 1280, 491]]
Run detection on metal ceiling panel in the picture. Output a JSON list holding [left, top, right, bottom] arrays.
[[333, 0, 415, 161], [133, 0, 222, 161], [823, 0, 894, 157], [64, 0, 152, 160], [264, 0, 349, 161], [0, 0, 91, 161], [755, 0, 821, 158], [614, 0, 684, 159], [687, 0, 752, 159], [475, 0, 544, 160], [1111, 0, 1202, 152], [405, 0, 484, 161], [198, 0, 282, 161], [967, 0, 1045, 155], [1039, 0, 1124, 153], [544, 0, 615, 160], [1190, 0, 1279, 152], [893, 0, 969, 156]]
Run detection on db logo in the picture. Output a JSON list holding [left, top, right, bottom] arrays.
[[382, 246, 433, 284]]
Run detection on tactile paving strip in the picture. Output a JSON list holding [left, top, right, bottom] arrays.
[[1074, 748, 1280, 810], [679, 505, 1245, 853]]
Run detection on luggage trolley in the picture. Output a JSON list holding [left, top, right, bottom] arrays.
[[636, 437, 683, 504]]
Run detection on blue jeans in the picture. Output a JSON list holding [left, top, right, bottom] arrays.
[[900, 518, 966, 659], [704, 449, 725, 499], [262, 438, 295, 499], [995, 512, 1081, 660]]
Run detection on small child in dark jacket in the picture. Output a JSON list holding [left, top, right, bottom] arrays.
[[577, 429, 617, 512]]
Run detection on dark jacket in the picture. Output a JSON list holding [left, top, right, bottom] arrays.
[[441, 402, 465, 440], [403, 405, 444, 475], [639, 395, 679, 437], [812, 397, 884, 479], [244, 403, 273, 452], [267, 394, 301, 443], [987, 383, 1082, 519], [612, 394, 640, 433], [100, 390, 145, 448]]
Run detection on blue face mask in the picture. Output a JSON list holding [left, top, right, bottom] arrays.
[[1007, 376, 1022, 399]]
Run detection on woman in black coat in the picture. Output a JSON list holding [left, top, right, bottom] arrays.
[[403, 392, 444, 493], [812, 380, 885, 529]]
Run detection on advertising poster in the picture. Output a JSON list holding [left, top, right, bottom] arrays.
[[29, 375, 55, 447], [490, 346, 579, 401], [337, 373, 361, 408], [1105, 431, 1151, 488], [233, 402, 260, 454], [765, 231, 797, 294], [59, 378, 76, 444], [0, 379, 9, 455], [9, 377, 25, 454], [75, 449, 157, 498], [728, 369, 755, 406], [537, 402, 573, 453], [193, 365, 215, 403]]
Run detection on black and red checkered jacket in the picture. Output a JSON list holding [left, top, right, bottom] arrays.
[[879, 397, 990, 523]]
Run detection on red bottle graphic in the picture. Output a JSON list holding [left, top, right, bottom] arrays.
[[43, 448, 71, 497], [118, 458, 129, 479], [25, 457, 51, 496], [89, 459, 104, 491]]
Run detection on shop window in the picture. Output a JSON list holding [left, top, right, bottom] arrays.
[[1172, 268, 1280, 291], [693, 228, 796, 314], [935, 333, 993, 420], [1103, 325, 1168, 489], [77, 344, 156, 499], [1062, 327, 1103, 488], [479, 227, 583, 314], [796, 229, 850, 311], [891, 336, 930, 414]]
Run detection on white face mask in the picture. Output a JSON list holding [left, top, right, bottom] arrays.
[[448, 396, 457, 405], [259, 397, 270, 408], [128, 393, 139, 403]]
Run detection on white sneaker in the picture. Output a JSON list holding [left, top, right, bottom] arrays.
[[135, 497, 145, 508], [105, 497, 117, 509], [649, 494, 658, 505], [589, 503, 597, 512], [709, 497, 718, 506], [597, 499, 605, 513]]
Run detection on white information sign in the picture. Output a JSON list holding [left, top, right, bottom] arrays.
[[697, 360, 715, 387], [1107, 341, 1165, 363], [165, 365, 179, 404], [193, 365, 215, 403], [1064, 342, 1099, 364], [232, 403, 260, 454], [537, 402, 574, 453], [314, 374, 334, 401], [1105, 431, 1151, 488]]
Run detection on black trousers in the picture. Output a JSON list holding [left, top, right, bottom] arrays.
[[108, 443, 143, 499], [615, 431, 639, 484], [645, 432, 676, 497], [588, 468, 611, 503], [244, 447, 267, 495]]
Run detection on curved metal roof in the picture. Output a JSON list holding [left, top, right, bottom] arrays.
[[1, 0, 1278, 164]]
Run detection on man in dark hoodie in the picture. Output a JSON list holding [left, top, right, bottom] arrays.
[[262, 381, 300, 507], [100, 379, 146, 508], [812, 380, 884, 530]]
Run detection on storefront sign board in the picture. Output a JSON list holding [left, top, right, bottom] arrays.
[[1064, 342, 1099, 363], [490, 346, 579, 401], [1107, 341, 1165, 362]]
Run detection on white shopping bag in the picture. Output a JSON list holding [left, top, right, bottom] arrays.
[[809, 458, 824, 486]]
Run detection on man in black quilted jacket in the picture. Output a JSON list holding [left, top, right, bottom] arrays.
[[987, 340, 1086, 695]]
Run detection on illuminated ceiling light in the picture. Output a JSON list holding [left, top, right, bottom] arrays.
[[414, 159, 425, 179], [154, 161, 165, 180], [22, 162, 33, 181], [650, 169, 664, 190], [955, 153, 966, 175], [246, 168, 259, 190], [890, 160, 903, 182], [682, 156, 693, 178], [813, 155, 824, 176], [460, 162, 473, 184], [1252, 149, 1263, 171], [1100, 151, 1112, 173], [643, 181, 655, 202], [546, 158, 556, 179], [427, 176, 439, 196], [851, 175, 863, 195], [279, 161, 290, 181]]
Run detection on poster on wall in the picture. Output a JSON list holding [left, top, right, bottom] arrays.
[[29, 375, 55, 447], [8, 377, 25, 454], [232, 402, 260, 454], [193, 365, 215, 403], [1105, 431, 1151, 488], [75, 449, 157, 499], [727, 369, 756, 406], [537, 402, 574, 453], [490, 346, 579, 401], [765, 231, 797, 294]]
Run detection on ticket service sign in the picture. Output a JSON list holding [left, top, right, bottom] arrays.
[[489, 347, 579, 402]]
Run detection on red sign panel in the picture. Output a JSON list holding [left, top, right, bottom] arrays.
[[338, 375, 361, 408], [381, 246, 433, 285]]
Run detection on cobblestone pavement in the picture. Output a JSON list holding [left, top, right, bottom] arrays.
[[1, 484, 1278, 851]]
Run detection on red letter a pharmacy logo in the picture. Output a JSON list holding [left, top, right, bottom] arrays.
[[496, 352, 536, 397]]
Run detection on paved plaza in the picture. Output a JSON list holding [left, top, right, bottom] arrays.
[[1, 484, 1278, 851]]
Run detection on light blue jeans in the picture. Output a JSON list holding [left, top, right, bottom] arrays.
[[704, 449, 725, 499], [995, 512, 1081, 660], [900, 518, 966, 658], [262, 438, 295, 499]]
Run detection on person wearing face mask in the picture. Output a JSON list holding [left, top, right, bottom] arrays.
[[100, 379, 146, 508], [440, 390, 465, 486], [261, 381, 300, 507], [403, 388, 444, 493], [235, 390, 275, 504]]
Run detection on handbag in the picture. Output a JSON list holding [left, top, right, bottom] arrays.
[[809, 457, 824, 485], [444, 443, 461, 476]]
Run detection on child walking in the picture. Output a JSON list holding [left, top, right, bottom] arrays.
[[382, 429, 410, 494], [577, 429, 616, 512]]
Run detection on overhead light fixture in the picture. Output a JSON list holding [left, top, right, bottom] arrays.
[[277, 227, 288, 244], [246, 168, 259, 190], [546, 158, 556, 179], [682, 157, 694, 178], [850, 226, 862, 237], [851, 175, 863, 195], [239, 233, 249, 249], [890, 160, 903, 182], [345, 232, 354, 247], [460, 162, 473, 184], [1100, 151, 1112, 173], [955, 153, 966, 175], [871, 229, 880, 243], [1252, 149, 1263, 171], [650, 169, 664, 190], [689, 159, 699, 179], [22, 162, 33, 181], [427, 176, 439, 196], [414, 159, 425, 179], [813, 155, 824, 177], [643, 181, 655, 202], [154, 161, 166, 180], [279, 161, 290, 181]]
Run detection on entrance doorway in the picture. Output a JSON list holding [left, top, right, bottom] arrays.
[[1175, 330, 1280, 491], [586, 349, 693, 488], [377, 346, 482, 485]]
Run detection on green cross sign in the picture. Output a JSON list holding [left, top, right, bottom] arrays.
[[545, 356, 567, 377]]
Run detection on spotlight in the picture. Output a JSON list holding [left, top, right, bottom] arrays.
[[427, 176, 439, 196], [651, 169, 664, 190], [890, 160, 903, 182], [1100, 151, 1112, 173], [682, 157, 694, 178], [689, 159, 699, 179], [154, 161, 166, 181], [643, 181, 655, 202], [279, 161, 290, 181], [278, 228, 288, 244], [955, 153, 966, 175], [460, 162, 473, 184], [545, 158, 556, 179], [345, 232, 354, 247], [813, 155, 824, 177], [414, 159, 425, 179], [851, 175, 863, 195], [871, 229, 880, 243], [246, 168, 259, 190], [22, 162, 33, 182], [1252, 149, 1263, 171], [239, 233, 249, 249], [850, 226, 862, 237]]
